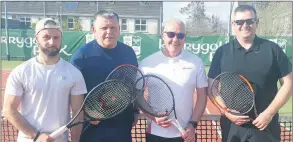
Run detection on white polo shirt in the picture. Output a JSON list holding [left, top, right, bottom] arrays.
[[5, 57, 87, 142], [139, 50, 208, 138]]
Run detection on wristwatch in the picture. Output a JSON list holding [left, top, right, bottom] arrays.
[[188, 121, 198, 129]]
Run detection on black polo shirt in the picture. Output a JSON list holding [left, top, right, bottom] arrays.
[[208, 36, 292, 117]]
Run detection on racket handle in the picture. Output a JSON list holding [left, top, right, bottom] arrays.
[[49, 125, 68, 139], [172, 120, 185, 133]]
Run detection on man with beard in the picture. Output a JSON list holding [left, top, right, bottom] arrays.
[[3, 18, 87, 142]]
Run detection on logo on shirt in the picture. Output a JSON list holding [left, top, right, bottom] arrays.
[[182, 66, 192, 70], [60, 76, 67, 80]]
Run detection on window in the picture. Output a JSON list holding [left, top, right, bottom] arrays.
[[17, 16, 31, 27], [135, 19, 147, 32], [121, 19, 127, 31], [12, 15, 17, 19], [67, 17, 74, 29]]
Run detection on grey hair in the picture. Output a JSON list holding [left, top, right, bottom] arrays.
[[163, 18, 186, 33], [94, 9, 119, 21]]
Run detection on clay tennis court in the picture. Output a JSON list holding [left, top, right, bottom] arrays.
[[1, 70, 292, 142]]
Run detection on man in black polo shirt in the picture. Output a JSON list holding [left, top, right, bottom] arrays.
[[208, 5, 292, 142]]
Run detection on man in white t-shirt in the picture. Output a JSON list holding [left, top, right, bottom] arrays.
[[3, 18, 87, 142], [139, 19, 208, 142]]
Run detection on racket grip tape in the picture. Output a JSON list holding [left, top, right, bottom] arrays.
[[49, 125, 68, 139], [172, 120, 185, 133]]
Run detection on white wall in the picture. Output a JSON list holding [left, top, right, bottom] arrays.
[[147, 19, 158, 34], [79, 17, 91, 31], [3, 14, 159, 33], [125, 19, 135, 33], [1, 15, 12, 19], [31, 16, 41, 24]]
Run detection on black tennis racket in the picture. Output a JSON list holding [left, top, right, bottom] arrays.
[[210, 72, 278, 142], [49, 80, 133, 139], [105, 64, 145, 101], [134, 74, 185, 134]]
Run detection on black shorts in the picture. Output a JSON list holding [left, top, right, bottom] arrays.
[[220, 116, 281, 142]]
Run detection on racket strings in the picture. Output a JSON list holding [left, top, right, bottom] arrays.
[[106, 65, 145, 100], [84, 81, 132, 120], [212, 74, 254, 114], [135, 76, 173, 117], [107, 66, 143, 86]]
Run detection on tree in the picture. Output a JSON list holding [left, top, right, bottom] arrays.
[[180, 2, 210, 35], [208, 15, 226, 35], [180, 2, 227, 36], [241, 2, 292, 36]]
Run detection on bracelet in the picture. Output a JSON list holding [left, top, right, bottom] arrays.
[[188, 121, 198, 129], [33, 132, 40, 142]]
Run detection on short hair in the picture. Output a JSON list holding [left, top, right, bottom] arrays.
[[234, 5, 257, 19], [94, 9, 119, 21], [164, 18, 186, 33]]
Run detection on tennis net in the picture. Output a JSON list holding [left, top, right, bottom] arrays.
[[1, 115, 292, 142]]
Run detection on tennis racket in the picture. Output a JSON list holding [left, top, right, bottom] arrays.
[[105, 64, 145, 101], [210, 72, 278, 142], [49, 80, 133, 139], [134, 74, 185, 134]]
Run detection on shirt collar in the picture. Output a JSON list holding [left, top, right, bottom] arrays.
[[160, 49, 184, 61], [233, 35, 260, 51]]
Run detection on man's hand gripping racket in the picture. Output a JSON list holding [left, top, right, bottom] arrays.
[[134, 74, 185, 134], [209, 72, 278, 142]]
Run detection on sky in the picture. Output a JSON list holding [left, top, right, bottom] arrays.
[[163, 2, 231, 24]]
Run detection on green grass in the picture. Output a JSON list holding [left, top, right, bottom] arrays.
[[279, 96, 292, 116], [1, 60, 24, 70], [1, 61, 291, 116], [277, 81, 292, 116]]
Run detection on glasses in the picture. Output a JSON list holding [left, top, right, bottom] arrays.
[[164, 32, 185, 40], [234, 18, 257, 25]]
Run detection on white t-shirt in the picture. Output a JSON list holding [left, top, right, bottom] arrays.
[[5, 57, 87, 142], [139, 50, 208, 138]]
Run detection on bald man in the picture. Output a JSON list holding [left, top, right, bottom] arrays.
[[138, 19, 208, 142]]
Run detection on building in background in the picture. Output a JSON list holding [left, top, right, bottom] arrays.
[[1, 1, 163, 34]]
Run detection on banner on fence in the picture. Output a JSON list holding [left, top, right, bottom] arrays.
[[1, 29, 291, 65]]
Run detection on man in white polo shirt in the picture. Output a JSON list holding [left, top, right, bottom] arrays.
[[3, 18, 87, 142], [139, 19, 208, 142]]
